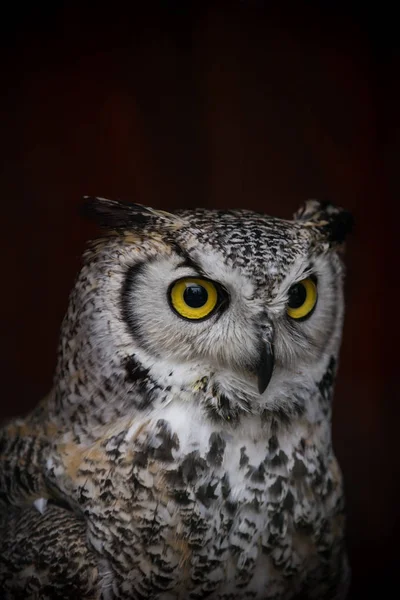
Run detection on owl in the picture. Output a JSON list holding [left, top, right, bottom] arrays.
[[0, 197, 353, 599]]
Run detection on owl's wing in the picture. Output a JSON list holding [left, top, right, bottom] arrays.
[[0, 503, 102, 599], [0, 415, 105, 598]]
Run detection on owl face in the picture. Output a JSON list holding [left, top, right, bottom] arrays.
[[121, 224, 339, 385], [57, 198, 352, 424]]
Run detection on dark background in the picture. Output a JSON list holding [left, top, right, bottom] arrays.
[[0, 3, 398, 598]]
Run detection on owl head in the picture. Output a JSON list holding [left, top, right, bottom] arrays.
[[53, 197, 352, 430]]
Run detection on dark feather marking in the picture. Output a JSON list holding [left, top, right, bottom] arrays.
[[206, 432, 226, 467], [220, 473, 231, 498], [266, 450, 289, 468], [125, 355, 150, 383], [268, 435, 279, 453], [247, 463, 265, 483], [196, 480, 219, 508], [181, 452, 207, 484], [239, 447, 249, 468], [173, 490, 192, 505], [269, 475, 285, 496], [318, 357, 336, 404], [282, 490, 295, 512], [151, 420, 180, 462], [292, 456, 308, 479]]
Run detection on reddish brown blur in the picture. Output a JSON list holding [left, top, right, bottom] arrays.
[[0, 5, 397, 599]]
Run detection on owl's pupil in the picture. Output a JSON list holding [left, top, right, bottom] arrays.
[[183, 284, 208, 308], [288, 283, 307, 309]]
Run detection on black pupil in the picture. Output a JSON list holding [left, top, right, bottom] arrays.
[[183, 284, 208, 308], [288, 283, 307, 309]]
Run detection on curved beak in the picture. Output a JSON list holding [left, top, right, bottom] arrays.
[[256, 343, 274, 394]]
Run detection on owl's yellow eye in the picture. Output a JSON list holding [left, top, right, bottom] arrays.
[[286, 277, 317, 320], [169, 278, 219, 320]]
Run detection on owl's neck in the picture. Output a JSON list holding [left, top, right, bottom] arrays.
[[47, 341, 337, 445]]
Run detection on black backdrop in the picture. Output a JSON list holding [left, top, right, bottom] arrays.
[[0, 4, 398, 599]]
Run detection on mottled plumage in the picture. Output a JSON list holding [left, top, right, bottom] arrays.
[[0, 198, 352, 599]]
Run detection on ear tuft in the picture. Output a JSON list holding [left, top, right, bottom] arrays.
[[324, 209, 354, 243], [294, 199, 354, 244], [81, 197, 153, 228]]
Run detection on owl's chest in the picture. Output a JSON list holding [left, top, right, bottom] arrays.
[[53, 413, 346, 599]]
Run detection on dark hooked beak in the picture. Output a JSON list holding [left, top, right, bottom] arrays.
[[256, 343, 275, 394]]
